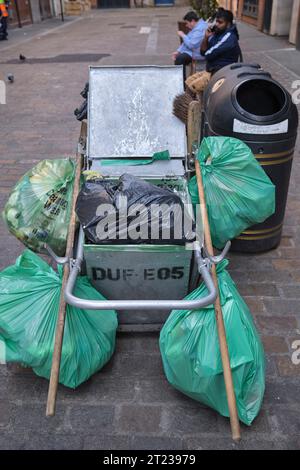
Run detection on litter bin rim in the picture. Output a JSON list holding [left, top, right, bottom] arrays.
[[231, 78, 290, 124]]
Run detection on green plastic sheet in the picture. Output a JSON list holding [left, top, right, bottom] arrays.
[[0, 250, 118, 388], [101, 150, 170, 166], [159, 260, 265, 426], [188, 137, 275, 249], [3, 159, 75, 256]]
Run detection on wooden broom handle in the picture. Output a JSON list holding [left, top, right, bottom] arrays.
[[195, 159, 241, 442], [46, 150, 83, 417]]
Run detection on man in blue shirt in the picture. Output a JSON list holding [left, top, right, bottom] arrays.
[[172, 11, 207, 80], [200, 9, 240, 75]]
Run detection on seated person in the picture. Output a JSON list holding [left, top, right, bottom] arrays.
[[0, 0, 8, 41], [172, 11, 207, 79], [200, 9, 241, 75]]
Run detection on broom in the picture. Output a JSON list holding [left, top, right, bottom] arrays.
[[173, 71, 211, 125], [46, 123, 85, 417], [187, 101, 241, 442]]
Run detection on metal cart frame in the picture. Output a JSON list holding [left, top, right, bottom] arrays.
[[56, 66, 230, 320]]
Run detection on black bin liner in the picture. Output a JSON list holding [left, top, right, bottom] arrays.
[[76, 174, 195, 245]]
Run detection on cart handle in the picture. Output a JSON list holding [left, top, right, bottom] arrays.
[[63, 227, 217, 311]]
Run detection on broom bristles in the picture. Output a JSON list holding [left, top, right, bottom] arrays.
[[173, 91, 195, 124]]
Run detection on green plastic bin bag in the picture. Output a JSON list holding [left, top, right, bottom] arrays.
[[0, 250, 118, 388], [3, 159, 75, 256], [159, 260, 265, 426], [188, 137, 275, 249]]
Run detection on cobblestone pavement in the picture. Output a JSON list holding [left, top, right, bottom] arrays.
[[0, 7, 299, 450]]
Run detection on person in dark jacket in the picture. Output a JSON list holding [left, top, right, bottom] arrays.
[[0, 0, 8, 41], [200, 9, 241, 75]]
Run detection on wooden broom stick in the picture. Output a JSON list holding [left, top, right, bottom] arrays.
[[187, 101, 241, 441], [195, 158, 241, 442], [46, 145, 83, 417]]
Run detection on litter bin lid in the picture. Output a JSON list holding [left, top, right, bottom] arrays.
[[88, 66, 187, 160]]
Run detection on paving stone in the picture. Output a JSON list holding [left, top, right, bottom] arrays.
[[46, 376, 137, 405], [134, 378, 195, 405], [112, 353, 165, 378], [279, 237, 295, 248], [115, 333, 160, 354], [0, 376, 45, 402], [235, 283, 280, 298], [256, 316, 298, 335], [23, 434, 84, 450], [228, 258, 274, 272], [117, 405, 163, 433], [185, 437, 292, 450], [263, 299, 300, 316], [264, 379, 300, 405], [0, 433, 27, 450], [291, 271, 300, 283], [287, 438, 300, 450], [83, 435, 131, 450], [242, 270, 295, 284], [0, 401, 14, 429], [278, 248, 300, 259], [268, 408, 300, 436], [131, 435, 184, 450], [0, 365, 10, 377], [265, 355, 278, 378], [11, 404, 66, 434], [273, 259, 300, 271], [164, 405, 218, 435], [184, 437, 240, 451], [68, 405, 115, 434], [217, 410, 270, 435], [241, 439, 291, 450], [242, 297, 265, 314], [279, 285, 300, 299], [261, 336, 289, 354], [276, 356, 300, 377]]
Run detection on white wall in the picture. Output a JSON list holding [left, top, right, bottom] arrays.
[[270, 0, 293, 36], [52, 0, 64, 17], [30, 0, 42, 22]]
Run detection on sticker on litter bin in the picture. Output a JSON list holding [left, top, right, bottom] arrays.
[[233, 119, 288, 135]]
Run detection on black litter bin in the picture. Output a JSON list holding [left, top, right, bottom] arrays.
[[202, 63, 298, 253]]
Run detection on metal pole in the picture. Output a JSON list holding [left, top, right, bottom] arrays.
[[14, 0, 22, 28], [60, 0, 64, 22], [257, 0, 266, 32]]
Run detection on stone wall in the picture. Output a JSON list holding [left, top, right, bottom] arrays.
[[64, 0, 91, 15]]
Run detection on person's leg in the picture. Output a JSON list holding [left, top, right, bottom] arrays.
[[0, 17, 7, 40], [174, 53, 192, 82], [2, 17, 7, 39]]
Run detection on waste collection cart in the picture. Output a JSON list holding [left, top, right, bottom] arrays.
[[63, 66, 229, 328], [202, 63, 298, 252]]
